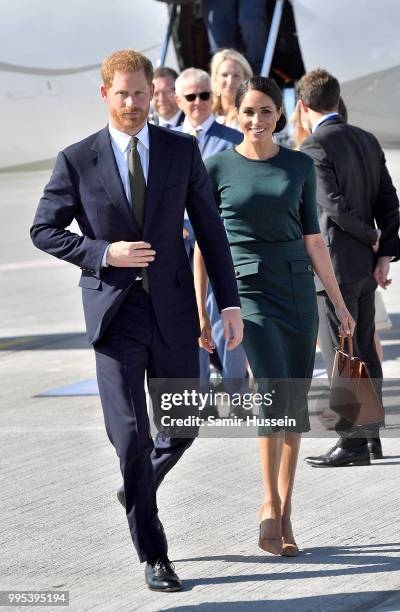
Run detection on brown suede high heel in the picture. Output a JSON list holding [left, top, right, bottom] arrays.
[[281, 517, 299, 557], [258, 505, 283, 555]]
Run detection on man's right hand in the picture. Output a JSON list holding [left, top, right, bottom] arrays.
[[221, 309, 243, 350], [374, 256, 392, 289], [106, 241, 156, 267]]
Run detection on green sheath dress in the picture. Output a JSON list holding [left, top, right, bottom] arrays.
[[205, 147, 320, 433]]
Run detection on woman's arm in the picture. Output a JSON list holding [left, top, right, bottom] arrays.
[[304, 233, 355, 336], [193, 243, 243, 351], [193, 243, 214, 353]]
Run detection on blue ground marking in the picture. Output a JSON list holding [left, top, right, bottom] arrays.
[[36, 369, 327, 397], [36, 378, 99, 396]]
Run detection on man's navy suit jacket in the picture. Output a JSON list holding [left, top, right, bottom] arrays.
[[31, 123, 240, 346], [175, 119, 243, 250], [174, 119, 243, 158]]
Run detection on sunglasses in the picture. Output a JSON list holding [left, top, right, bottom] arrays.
[[183, 91, 211, 102]]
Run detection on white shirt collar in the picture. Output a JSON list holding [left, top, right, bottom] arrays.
[[159, 109, 182, 128], [108, 122, 150, 152], [312, 112, 340, 133], [182, 114, 215, 136]]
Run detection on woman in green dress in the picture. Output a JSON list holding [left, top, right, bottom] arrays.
[[194, 77, 355, 556]]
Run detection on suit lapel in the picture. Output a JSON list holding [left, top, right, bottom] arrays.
[[91, 127, 141, 234], [144, 123, 172, 233], [201, 120, 218, 157]]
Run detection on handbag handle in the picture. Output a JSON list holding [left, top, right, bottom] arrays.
[[340, 335, 353, 357], [338, 335, 353, 377]]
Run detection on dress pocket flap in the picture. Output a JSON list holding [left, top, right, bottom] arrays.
[[289, 260, 314, 275], [79, 274, 101, 289], [234, 261, 259, 279]]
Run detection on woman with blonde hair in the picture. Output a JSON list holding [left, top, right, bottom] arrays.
[[290, 96, 348, 149], [210, 48, 252, 129], [289, 100, 311, 149]]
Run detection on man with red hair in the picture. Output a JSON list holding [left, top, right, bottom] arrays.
[[31, 49, 243, 592]]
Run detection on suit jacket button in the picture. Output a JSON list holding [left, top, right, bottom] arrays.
[[307, 264, 312, 271]]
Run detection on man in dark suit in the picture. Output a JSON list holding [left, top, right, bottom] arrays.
[[173, 67, 248, 406], [149, 66, 184, 128], [30, 49, 242, 592], [296, 68, 399, 467]]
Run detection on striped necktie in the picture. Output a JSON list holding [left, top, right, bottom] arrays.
[[190, 127, 201, 142], [190, 127, 202, 151]]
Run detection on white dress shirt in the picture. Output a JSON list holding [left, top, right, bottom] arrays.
[[101, 121, 239, 312], [182, 114, 215, 154], [109, 122, 149, 192], [101, 123, 149, 267], [312, 112, 340, 133], [158, 109, 182, 129]]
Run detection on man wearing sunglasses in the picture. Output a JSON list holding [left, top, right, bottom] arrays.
[[175, 68, 243, 258], [175, 68, 242, 157], [174, 68, 248, 415]]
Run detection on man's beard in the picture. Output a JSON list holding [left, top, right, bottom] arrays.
[[110, 106, 148, 132]]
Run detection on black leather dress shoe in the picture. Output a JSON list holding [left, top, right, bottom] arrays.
[[304, 444, 371, 467], [145, 558, 182, 592], [368, 437, 383, 460]]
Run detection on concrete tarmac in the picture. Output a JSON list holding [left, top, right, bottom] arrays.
[[0, 152, 399, 611]]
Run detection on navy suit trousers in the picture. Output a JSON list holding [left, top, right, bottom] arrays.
[[94, 283, 199, 562]]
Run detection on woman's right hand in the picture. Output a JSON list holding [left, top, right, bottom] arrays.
[[335, 303, 356, 337], [198, 313, 215, 353]]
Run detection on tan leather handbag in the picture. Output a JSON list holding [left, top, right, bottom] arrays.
[[329, 336, 384, 428]]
